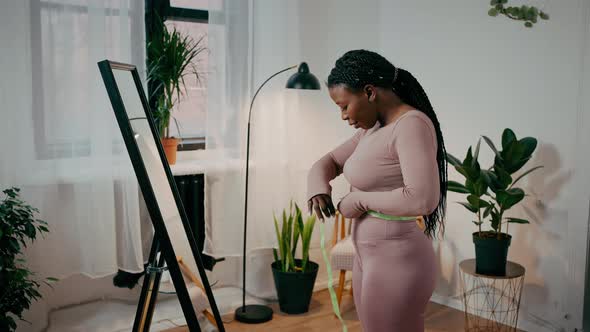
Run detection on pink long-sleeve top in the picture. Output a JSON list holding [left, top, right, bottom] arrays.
[[307, 110, 440, 219]]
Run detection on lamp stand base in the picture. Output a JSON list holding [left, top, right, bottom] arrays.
[[234, 304, 273, 324]]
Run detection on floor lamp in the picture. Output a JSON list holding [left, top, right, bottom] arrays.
[[234, 62, 321, 323]]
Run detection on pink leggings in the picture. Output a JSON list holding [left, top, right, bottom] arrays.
[[352, 216, 437, 332]]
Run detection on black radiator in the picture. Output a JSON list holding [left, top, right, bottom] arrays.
[[174, 173, 223, 271]]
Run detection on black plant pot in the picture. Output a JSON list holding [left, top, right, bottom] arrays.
[[271, 259, 319, 314], [473, 232, 512, 276]]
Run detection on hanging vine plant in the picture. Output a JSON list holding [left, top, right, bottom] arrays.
[[488, 0, 549, 28]]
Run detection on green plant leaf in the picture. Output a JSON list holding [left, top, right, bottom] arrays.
[[520, 5, 529, 20], [491, 210, 501, 231], [483, 205, 493, 218], [458, 202, 478, 213], [273, 214, 284, 265], [482, 135, 501, 159], [468, 194, 490, 209], [286, 214, 294, 271], [507, 217, 530, 224], [497, 188, 525, 210], [146, 20, 206, 138], [489, 8, 499, 16], [467, 195, 480, 209], [509, 157, 531, 174], [529, 7, 539, 20], [493, 166, 512, 189], [455, 165, 470, 180], [292, 210, 301, 258], [466, 160, 481, 182], [473, 139, 481, 165], [464, 146, 473, 168], [300, 215, 316, 272], [540, 11, 549, 20], [519, 137, 538, 159], [474, 177, 488, 197], [481, 169, 499, 192], [447, 181, 470, 193], [502, 139, 527, 172], [446, 153, 462, 167], [465, 179, 475, 193], [501, 128, 516, 152], [525, 21, 533, 28]]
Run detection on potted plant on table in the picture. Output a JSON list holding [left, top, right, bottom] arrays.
[[447, 128, 542, 276], [147, 19, 206, 165], [0, 188, 56, 331], [271, 201, 318, 314]]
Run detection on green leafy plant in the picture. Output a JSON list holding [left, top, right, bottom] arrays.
[[0, 188, 56, 331], [147, 18, 206, 138], [447, 128, 543, 239], [488, 0, 549, 28], [273, 201, 317, 273]]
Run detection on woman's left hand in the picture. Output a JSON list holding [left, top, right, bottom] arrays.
[[337, 192, 365, 219]]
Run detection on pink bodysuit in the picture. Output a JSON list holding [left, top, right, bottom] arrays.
[[308, 110, 440, 332]]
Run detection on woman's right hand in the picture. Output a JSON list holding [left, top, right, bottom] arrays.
[[308, 194, 336, 221]]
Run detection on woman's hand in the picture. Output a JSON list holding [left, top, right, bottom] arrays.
[[337, 192, 366, 219], [308, 194, 336, 221]]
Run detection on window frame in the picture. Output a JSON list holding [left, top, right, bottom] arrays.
[[30, 0, 144, 160], [146, 0, 209, 151]]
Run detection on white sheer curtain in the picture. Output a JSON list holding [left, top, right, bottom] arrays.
[[206, 0, 328, 299], [0, 0, 148, 329]]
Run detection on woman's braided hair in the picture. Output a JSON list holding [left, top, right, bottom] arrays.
[[328, 49, 447, 238]]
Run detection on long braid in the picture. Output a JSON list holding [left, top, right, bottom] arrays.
[[328, 50, 447, 239], [394, 69, 448, 238]]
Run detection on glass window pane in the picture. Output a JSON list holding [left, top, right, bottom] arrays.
[[170, 0, 223, 11], [170, 0, 207, 10], [164, 21, 208, 139]]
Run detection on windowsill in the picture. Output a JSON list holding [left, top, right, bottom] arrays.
[[170, 150, 242, 176], [170, 150, 310, 176]]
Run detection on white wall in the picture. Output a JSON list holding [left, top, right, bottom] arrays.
[[289, 0, 590, 331], [16, 1, 590, 331]]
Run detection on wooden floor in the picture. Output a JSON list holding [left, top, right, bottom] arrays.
[[165, 288, 524, 332]]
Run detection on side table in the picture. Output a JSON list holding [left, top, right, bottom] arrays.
[[459, 259, 525, 331]]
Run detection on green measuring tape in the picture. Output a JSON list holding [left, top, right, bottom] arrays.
[[320, 222, 348, 332], [366, 210, 417, 221], [319, 211, 417, 331]]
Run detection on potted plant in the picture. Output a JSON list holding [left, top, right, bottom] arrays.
[[147, 19, 206, 164], [447, 128, 542, 276], [271, 201, 318, 314], [0, 188, 56, 331]]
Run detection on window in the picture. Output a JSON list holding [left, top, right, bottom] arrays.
[[147, 0, 212, 151], [31, 0, 143, 160]]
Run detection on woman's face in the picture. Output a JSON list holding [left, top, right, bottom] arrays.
[[329, 85, 377, 130]]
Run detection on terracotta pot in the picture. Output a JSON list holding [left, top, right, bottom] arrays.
[[161, 137, 179, 165]]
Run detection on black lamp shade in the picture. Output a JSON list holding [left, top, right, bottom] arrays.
[[286, 62, 321, 90]]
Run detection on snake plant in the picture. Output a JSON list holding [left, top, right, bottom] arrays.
[[273, 201, 316, 273]]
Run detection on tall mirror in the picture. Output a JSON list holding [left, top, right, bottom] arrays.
[[98, 60, 224, 332]]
